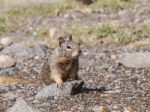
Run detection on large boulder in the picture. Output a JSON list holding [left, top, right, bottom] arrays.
[[0, 37, 13, 47], [7, 98, 41, 112], [118, 52, 150, 68], [1, 43, 45, 61], [35, 80, 84, 99], [0, 67, 19, 75], [0, 55, 16, 68], [0, 86, 10, 93]]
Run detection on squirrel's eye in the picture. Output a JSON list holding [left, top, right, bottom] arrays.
[[66, 45, 72, 50]]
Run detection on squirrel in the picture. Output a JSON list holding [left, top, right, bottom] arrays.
[[41, 34, 81, 88]]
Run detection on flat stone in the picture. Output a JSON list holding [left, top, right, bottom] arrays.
[[35, 80, 84, 99], [1, 43, 45, 61], [0, 86, 10, 93], [0, 67, 19, 75], [7, 98, 41, 112], [0, 55, 16, 68], [0, 37, 13, 47], [118, 52, 150, 68]]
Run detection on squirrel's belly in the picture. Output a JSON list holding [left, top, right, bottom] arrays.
[[61, 65, 72, 80]]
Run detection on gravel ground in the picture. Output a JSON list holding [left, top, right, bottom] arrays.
[[0, 45, 149, 112], [0, 0, 150, 112]]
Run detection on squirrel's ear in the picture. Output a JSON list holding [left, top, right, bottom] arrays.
[[59, 36, 65, 46], [66, 34, 72, 42]]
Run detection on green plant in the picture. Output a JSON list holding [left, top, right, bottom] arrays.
[[89, 0, 133, 12], [137, 25, 150, 36], [0, 16, 6, 33], [88, 25, 138, 45]]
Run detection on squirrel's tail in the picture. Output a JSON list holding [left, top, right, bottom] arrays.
[[40, 58, 51, 85]]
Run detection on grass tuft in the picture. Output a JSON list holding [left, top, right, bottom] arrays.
[[7, 3, 73, 16], [136, 25, 150, 37], [0, 16, 6, 34], [87, 25, 138, 45], [89, 0, 134, 12]]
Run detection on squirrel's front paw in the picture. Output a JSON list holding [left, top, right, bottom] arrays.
[[56, 80, 63, 89]]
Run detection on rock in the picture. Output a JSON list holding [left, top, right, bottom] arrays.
[[0, 37, 13, 47], [0, 86, 10, 93], [7, 98, 41, 112], [33, 44, 46, 58], [1, 43, 33, 60], [0, 55, 16, 68], [35, 80, 84, 99], [1, 43, 45, 61], [118, 52, 150, 68], [0, 67, 19, 75]]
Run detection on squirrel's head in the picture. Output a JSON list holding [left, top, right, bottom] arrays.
[[58, 34, 81, 58]]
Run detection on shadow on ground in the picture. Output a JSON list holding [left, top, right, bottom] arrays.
[[80, 86, 108, 93]]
